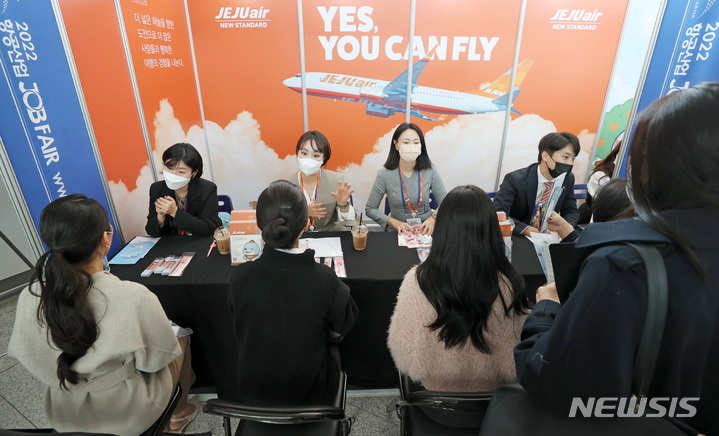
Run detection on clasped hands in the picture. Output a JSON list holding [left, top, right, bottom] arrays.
[[155, 196, 178, 223]]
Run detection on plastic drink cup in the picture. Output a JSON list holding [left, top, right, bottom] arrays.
[[351, 225, 368, 251], [214, 226, 231, 255], [499, 220, 513, 261]]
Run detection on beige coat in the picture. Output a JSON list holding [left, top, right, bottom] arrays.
[[9, 272, 181, 436], [388, 267, 527, 392]]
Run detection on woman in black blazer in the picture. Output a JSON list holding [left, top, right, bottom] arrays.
[[145, 143, 220, 237]]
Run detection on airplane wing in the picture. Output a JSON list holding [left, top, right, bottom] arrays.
[[382, 46, 439, 97]]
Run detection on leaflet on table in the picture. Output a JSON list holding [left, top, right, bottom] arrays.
[[141, 252, 195, 277], [528, 232, 560, 282], [298, 237, 343, 258], [539, 172, 567, 233], [311, 256, 347, 277], [109, 236, 160, 264], [397, 227, 432, 248]]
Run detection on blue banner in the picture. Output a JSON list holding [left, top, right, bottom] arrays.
[[0, 0, 120, 254], [619, 0, 719, 177]]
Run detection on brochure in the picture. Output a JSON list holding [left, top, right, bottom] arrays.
[[397, 226, 432, 249], [539, 172, 567, 233], [529, 232, 560, 282], [108, 236, 159, 264]]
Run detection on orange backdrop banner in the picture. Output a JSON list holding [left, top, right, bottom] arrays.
[[186, 0, 628, 218], [118, 0, 205, 153], [187, 0, 303, 209]]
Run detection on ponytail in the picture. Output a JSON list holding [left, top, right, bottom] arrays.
[[31, 194, 108, 389]]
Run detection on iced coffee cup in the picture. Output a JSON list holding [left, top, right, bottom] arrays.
[[214, 226, 231, 255], [351, 224, 368, 251]]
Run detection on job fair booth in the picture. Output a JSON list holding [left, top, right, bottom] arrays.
[[1, 0, 717, 394]]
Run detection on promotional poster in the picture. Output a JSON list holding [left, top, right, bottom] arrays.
[[186, 0, 629, 220]]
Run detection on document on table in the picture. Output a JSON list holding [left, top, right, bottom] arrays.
[[299, 237, 343, 258], [109, 236, 160, 264]]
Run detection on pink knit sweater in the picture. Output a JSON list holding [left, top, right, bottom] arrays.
[[387, 266, 528, 392]]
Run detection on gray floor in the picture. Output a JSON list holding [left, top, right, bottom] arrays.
[[0, 295, 401, 435]]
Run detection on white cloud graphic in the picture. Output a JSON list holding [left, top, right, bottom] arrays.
[[107, 164, 154, 241]]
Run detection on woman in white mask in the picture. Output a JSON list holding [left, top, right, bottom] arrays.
[[285, 131, 357, 231], [146, 142, 221, 237], [365, 123, 447, 235]]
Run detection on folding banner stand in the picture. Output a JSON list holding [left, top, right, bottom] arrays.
[[617, 0, 719, 178], [0, 0, 122, 255]]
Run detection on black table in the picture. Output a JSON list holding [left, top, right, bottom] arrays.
[[112, 231, 544, 399]]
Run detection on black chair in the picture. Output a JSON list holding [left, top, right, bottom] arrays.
[[574, 183, 588, 201], [140, 384, 182, 436], [218, 195, 234, 213], [203, 371, 351, 436], [0, 432, 114, 436], [396, 374, 493, 436]]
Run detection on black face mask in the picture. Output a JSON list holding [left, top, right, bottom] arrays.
[[548, 156, 573, 178]]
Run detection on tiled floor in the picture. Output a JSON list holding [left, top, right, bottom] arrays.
[[0, 295, 401, 435]]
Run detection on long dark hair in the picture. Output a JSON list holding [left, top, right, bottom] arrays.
[[30, 194, 110, 389], [415, 185, 528, 353], [383, 123, 432, 171], [256, 180, 308, 249], [592, 139, 622, 178], [592, 178, 634, 223], [629, 81, 719, 270]]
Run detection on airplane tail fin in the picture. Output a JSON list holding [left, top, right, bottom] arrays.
[[472, 59, 534, 98]]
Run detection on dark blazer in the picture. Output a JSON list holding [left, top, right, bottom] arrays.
[[145, 178, 221, 237], [514, 211, 719, 435], [493, 162, 578, 236], [227, 247, 358, 405]]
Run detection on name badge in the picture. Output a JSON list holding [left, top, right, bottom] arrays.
[[406, 217, 422, 226]]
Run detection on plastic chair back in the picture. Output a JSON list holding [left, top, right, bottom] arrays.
[[574, 183, 588, 200], [203, 372, 350, 436], [396, 374, 493, 436], [218, 195, 234, 213], [140, 384, 182, 436]]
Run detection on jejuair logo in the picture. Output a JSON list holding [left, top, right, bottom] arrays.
[[550, 9, 603, 22], [569, 397, 699, 418], [214, 7, 270, 20]]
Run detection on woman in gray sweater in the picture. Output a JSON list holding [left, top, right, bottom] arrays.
[[365, 123, 447, 235]]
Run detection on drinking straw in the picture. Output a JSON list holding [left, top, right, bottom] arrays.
[[359, 213, 363, 226]]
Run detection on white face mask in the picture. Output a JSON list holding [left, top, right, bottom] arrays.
[[163, 170, 191, 190], [298, 157, 323, 176], [398, 143, 422, 163]]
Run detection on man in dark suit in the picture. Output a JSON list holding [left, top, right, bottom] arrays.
[[494, 132, 580, 236]]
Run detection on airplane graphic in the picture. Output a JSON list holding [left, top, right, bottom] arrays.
[[283, 50, 533, 121]]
